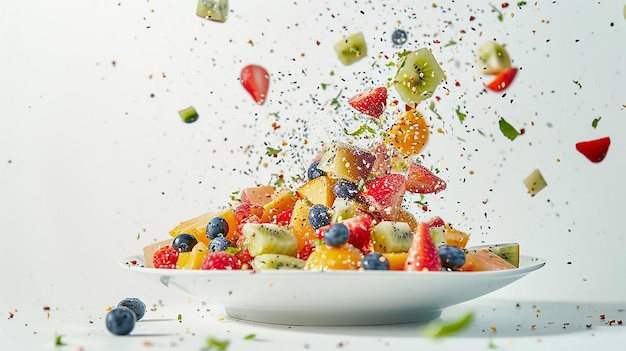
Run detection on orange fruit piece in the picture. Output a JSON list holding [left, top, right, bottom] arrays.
[[304, 244, 364, 270], [460, 249, 516, 271], [289, 199, 317, 257], [385, 109, 429, 156], [381, 252, 408, 270], [444, 224, 470, 249]]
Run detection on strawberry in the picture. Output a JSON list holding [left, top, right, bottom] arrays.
[[486, 67, 518, 92], [153, 246, 179, 269], [240, 64, 269, 105], [234, 203, 264, 235], [274, 208, 293, 226], [426, 216, 445, 228], [405, 222, 442, 272], [360, 173, 407, 221], [575, 136, 610, 163], [234, 248, 254, 269], [406, 163, 447, 194], [298, 240, 315, 261], [348, 86, 387, 119], [201, 251, 242, 270]]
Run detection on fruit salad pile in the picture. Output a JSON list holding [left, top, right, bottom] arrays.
[[146, 137, 519, 272], [145, 44, 522, 272]]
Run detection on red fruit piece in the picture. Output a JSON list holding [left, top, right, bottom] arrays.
[[234, 248, 253, 269], [575, 136, 610, 163], [201, 251, 242, 270], [426, 216, 445, 228], [405, 222, 442, 272], [317, 214, 374, 255], [240, 64, 269, 105], [275, 208, 293, 226], [486, 67, 518, 92], [360, 173, 407, 221], [348, 86, 388, 118], [153, 246, 179, 269], [406, 163, 447, 194], [298, 240, 315, 261]]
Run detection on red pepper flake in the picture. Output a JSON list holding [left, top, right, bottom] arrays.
[[433, 39, 441, 44], [501, 2, 509, 7], [316, 40, 321, 46], [469, 15, 476, 21], [599, 314, 606, 320], [608, 320, 616, 325], [271, 122, 280, 130], [130, 259, 137, 265], [111, 60, 117, 67], [490, 326, 497, 332], [8, 311, 15, 319], [435, 96, 441, 101], [618, 320, 623, 325], [43, 306, 50, 312], [531, 324, 536, 330]]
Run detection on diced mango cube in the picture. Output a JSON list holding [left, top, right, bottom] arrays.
[[176, 242, 208, 270], [296, 176, 337, 207], [262, 191, 298, 223], [317, 141, 376, 183]]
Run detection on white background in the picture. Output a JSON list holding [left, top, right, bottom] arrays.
[[1, 1, 624, 350]]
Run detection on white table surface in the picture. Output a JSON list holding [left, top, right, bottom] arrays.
[[1, 0, 625, 350]]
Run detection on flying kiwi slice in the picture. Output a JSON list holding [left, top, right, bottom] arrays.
[[371, 221, 414, 253], [242, 223, 298, 257], [476, 41, 511, 75], [393, 48, 444, 106], [333, 32, 368, 65], [465, 243, 520, 267], [251, 254, 306, 270]]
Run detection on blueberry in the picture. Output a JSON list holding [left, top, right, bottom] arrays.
[[391, 29, 408, 45], [206, 216, 229, 240], [438, 245, 466, 270], [359, 252, 390, 270], [308, 204, 331, 229], [172, 233, 198, 252], [323, 223, 350, 247], [307, 161, 326, 180], [105, 307, 136, 335], [208, 236, 232, 252], [333, 179, 359, 199], [117, 297, 146, 320]]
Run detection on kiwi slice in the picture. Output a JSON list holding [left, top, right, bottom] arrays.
[[465, 243, 520, 267], [393, 48, 444, 106], [330, 198, 361, 222], [476, 41, 511, 75], [196, 0, 228, 22], [251, 254, 306, 270], [371, 221, 413, 253], [242, 223, 298, 257], [523, 169, 547, 196], [333, 32, 368, 66]]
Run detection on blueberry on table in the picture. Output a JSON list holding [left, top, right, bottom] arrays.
[[333, 179, 359, 199], [117, 297, 146, 321], [307, 160, 326, 180], [105, 307, 136, 335], [359, 252, 390, 270], [438, 245, 466, 271], [323, 223, 350, 247], [172, 233, 198, 252], [206, 216, 229, 240], [208, 236, 233, 252], [308, 204, 331, 229]]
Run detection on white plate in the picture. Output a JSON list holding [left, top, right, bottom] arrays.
[[120, 255, 545, 326]]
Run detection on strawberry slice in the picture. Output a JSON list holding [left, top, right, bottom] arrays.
[[406, 163, 447, 194], [240, 64, 270, 105], [314, 213, 373, 254], [486, 67, 518, 92], [575, 136, 610, 163], [405, 222, 442, 272], [360, 173, 406, 221], [348, 86, 387, 118], [426, 216, 445, 228]]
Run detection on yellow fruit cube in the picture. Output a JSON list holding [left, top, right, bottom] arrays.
[[317, 141, 376, 183], [240, 185, 276, 205], [296, 176, 337, 207], [289, 199, 317, 256], [176, 242, 208, 270], [261, 191, 298, 223]]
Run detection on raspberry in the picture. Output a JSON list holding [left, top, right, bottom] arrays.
[[153, 246, 179, 269], [201, 252, 242, 270]]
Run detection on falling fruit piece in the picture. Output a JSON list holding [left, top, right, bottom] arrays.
[[523, 169, 547, 196], [575, 136, 611, 163], [196, 0, 228, 22], [486, 67, 518, 92], [240, 64, 270, 105]]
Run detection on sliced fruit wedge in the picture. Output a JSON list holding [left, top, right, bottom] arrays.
[[333, 32, 367, 65], [465, 243, 520, 268], [476, 41, 511, 75], [393, 48, 444, 106]]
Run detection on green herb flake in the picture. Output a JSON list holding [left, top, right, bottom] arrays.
[[498, 117, 520, 140], [266, 146, 282, 157], [490, 4, 504, 21], [592, 117, 601, 128], [385, 61, 396, 67], [428, 101, 443, 120], [455, 106, 467, 123], [203, 337, 230, 351], [177, 313, 182, 321], [422, 311, 474, 338], [343, 123, 376, 137], [54, 334, 65, 347], [243, 334, 256, 340], [330, 89, 343, 110], [517, 1, 527, 6], [573, 80, 582, 89], [320, 83, 329, 90], [444, 40, 457, 47], [136, 232, 141, 240], [178, 106, 199, 124]]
